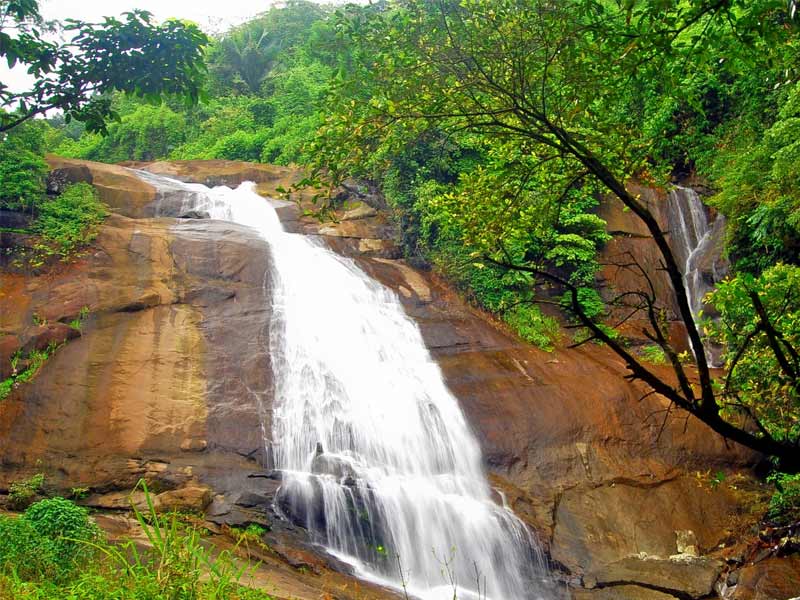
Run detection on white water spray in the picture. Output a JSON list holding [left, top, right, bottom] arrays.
[[136, 171, 549, 600]]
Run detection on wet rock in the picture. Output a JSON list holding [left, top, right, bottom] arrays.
[[311, 452, 356, 480], [178, 210, 210, 220], [0, 210, 33, 230], [234, 491, 271, 509]]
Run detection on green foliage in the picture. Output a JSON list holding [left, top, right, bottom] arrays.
[[34, 183, 107, 258], [426, 237, 560, 350], [639, 345, 668, 366], [0, 487, 274, 599], [0, 119, 48, 211], [767, 472, 800, 524], [708, 264, 800, 446], [0, 515, 59, 582], [709, 82, 800, 273], [207, 0, 326, 95], [67, 103, 189, 163], [7, 473, 44, 510], [23, 497, 100, 571], [68, 306, 90, 332]]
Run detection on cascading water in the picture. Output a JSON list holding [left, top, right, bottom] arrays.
[[667, 186, 713, 322], [135, 170, 550, 600], [666, 186, 726, 365]]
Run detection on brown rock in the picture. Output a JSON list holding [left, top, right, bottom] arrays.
[[0, 335, 21, 379], [733, 555, 800, 600], [589, 555, 723, 598], [550, 478, 741, 574], [572, 586, 679, 600], [0, 214, 271, 493], [46, 155, 157, 218], [341, 203, 378, 220], [153, 485, 213, 513], [20, 322, 81, 354]]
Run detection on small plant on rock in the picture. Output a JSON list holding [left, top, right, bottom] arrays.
[[8, 473, 45, 510]]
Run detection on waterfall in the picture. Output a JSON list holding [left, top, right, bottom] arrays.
[[666, 186, 713, 323], [136, 171, 550, 600], [666, 186, 728, 366]]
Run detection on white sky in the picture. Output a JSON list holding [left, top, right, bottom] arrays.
[[38, 0, 277, 33], [2, 0, 341, 95]]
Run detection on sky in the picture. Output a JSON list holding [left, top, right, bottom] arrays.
[[1, 0, 300, 94], [37, 0, 279, 33]]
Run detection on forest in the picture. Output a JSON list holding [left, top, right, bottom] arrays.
[[1, 0, 799, 597]]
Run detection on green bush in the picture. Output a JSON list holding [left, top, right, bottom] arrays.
[[767, 472, 800, 525], [23, 497, 100, 570], [0, 119, 49, 212], [0, 490, 276, 598], [639, 344, 668, 366], [0, 516, 59, 582], [0, 496, 99, 583], [34, 182, 107, 258]]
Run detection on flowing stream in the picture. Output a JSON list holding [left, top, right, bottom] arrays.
[[136, 171, 549, 600]]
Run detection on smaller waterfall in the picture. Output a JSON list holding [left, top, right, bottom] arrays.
[[667, 186, 712, 321], [666, 186, 726, 364]]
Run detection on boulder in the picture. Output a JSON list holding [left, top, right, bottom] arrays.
[[587, 555, 723, 598], [153, 485, 213, 513], [46, 155, 156, 218], [732, 555, 800, 600], [572, 586, 679, 600]]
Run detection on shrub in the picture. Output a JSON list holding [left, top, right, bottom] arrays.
[[639, 344, 668, 365], [34, 182, 107, 258], [23, 497, 100, 571], [767, 472, 800, 525], [0, 516, 59, 582], [0, 119, 49, 212]]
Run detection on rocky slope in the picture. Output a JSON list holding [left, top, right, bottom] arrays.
[[0, 157, 797, 600]]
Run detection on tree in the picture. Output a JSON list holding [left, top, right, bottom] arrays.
[[310, 0, 800, 468], [0, 0, 207, 133], [207, 1, 326, 95]]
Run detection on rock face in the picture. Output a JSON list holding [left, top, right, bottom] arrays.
[[1, 158, 795, 599]]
